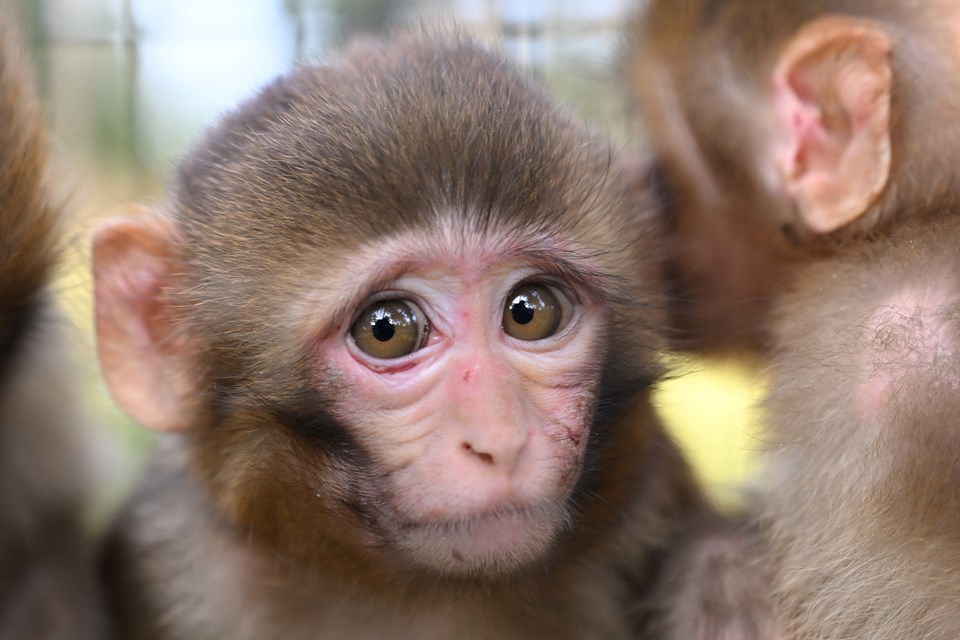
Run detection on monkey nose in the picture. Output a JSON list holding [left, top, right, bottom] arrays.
[[461, 441, 495, 465], [457, 418, 529, 474], [450, 360, 530, 473]]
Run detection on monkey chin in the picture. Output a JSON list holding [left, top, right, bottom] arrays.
[[392, 501, 573, 579]]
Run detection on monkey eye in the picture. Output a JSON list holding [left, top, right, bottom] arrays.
[[351, 299, 429, 359], [502, 283, 569, 342]]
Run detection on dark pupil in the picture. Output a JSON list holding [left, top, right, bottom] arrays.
[[510, 297, 535, 325], [372, 315, 396, 342]]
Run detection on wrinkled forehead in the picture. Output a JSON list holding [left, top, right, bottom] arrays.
[[284, 210, 627, 337], [308, 208, 623, 286]]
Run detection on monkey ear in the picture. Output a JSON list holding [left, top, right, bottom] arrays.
[[92, 215, 198, 432], [771, 17, 892, 234]]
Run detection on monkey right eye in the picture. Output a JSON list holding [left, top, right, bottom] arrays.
[[350, 299, 429, 359]]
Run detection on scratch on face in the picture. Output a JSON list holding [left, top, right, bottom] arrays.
[[548, 394, 592, 484]]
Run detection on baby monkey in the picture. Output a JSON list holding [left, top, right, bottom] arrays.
[[94, 31, 760, 639]]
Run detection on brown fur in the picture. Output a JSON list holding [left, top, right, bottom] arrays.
[[762, 217, 960, 639], [0, 7, 55, 315]]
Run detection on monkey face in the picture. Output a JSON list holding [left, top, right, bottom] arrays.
[[158, 214, 656, 585], [94, 32, 665, 587], [301, 224, 605, 576]]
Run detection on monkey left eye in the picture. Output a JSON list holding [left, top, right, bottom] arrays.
[[502, 283, 570, 342], [351, 299, 429, 359]]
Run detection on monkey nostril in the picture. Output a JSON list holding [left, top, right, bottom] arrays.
[[462, 442, 494, 465]]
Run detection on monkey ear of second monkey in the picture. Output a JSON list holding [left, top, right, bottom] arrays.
[[630, 1, 895, 350], [91, 29, 764, 640]]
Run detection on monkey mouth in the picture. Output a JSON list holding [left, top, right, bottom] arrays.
[[391, 501, 572, 577]]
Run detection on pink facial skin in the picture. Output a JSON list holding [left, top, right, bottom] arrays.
[[308, 223, 606, 575]]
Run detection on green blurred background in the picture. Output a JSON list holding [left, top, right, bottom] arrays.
[[10, 0, 766, 518]]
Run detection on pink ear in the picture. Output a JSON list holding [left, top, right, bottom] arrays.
[[771, 17, 892, 234], [92, 214, 198, 432]]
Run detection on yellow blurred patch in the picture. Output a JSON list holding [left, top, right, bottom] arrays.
[[654, 356, 768, 511]]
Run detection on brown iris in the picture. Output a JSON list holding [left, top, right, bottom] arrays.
[[502, 284, 563, 341], [351, 299, 427, 359]]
